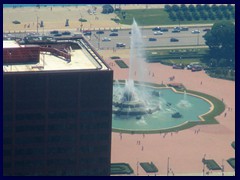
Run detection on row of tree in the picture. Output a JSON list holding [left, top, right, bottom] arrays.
[[165, 4, 234, 13], [166, 4, 235, 21], [169, 10, 234, 21]]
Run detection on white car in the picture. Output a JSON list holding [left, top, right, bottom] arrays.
[[191, 30, 200, 34], [154, 31, 163, 35], [102, 37, 111, 41]]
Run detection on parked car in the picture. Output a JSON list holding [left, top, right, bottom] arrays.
[[149, 38, 157, 41], [172, 64, 185, 69], [110, 29, 118, 32], [192, 30, 200, 34], [50, 30, 59, 34], [191, 65, 203, 72], [109, 33, 118, 36], [62, 31, 71, 35], [102, 37, 111, 41], [116, 43, 126, 47], [54, 33, 62, 37], [170, 38, 179, 42], [96, 30, 104, 34], [187, 62, 200, 70], [154, 31, 163, 35], [129, 31, 132, 34]]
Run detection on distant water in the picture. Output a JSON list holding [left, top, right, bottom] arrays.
[[3, 4, 97, 8]]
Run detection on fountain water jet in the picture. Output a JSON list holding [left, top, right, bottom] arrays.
[[113, 19, 160, 117]]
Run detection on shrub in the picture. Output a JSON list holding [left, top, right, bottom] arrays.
[[203, 4, 211, 11], [211, 5, 219, 12], [196, 4, 203, 11], [79, 18, 87, 22], [180, 4, 188, 12], [172, 5, 180, 12], [164, 4, 172, 12], [189, 5, 196, 12]]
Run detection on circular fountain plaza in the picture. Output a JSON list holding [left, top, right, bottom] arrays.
[[112, 20, 213, 133]]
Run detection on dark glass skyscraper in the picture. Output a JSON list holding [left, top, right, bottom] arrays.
[[3, 37, 113, 176]]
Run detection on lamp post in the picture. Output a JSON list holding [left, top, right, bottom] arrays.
[[202, 154, 206, 176], [167, 157, 170, 176], [37, 16, 39, 34], [222, 159, 224, 176]]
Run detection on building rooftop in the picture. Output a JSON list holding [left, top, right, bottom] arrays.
[[3, 39, 110, 72]]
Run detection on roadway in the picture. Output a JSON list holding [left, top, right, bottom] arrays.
[[3, 26, 209, 50], [85, 27, 208, 50]]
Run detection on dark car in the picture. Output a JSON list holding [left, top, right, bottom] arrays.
[[96, 30, 104, 34], [54, 33, 62, 37], [110, 29, 118, 32], [109, 33, 118, 36], [203, 28, 211, 32], [62, 31, 71, 35], [116, 43, 126, 47], [149, 38, 157, 41], [160, 28, 169, 32], [180, 27, 189, 31], [50, 30, 59, 34], [152, 27, 161, 31], [83, 30, 92, 36], [172, 64, 185, 69], [172, 29, 180, 33], [170, 38, 179, 42], [191, 65, 203, 72]]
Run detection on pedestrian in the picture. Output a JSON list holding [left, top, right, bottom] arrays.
[[141, 146, 144, 151], [228, 107, 230, 111], [201, 81, 202, 85], [143, 134, 145, 138], [224, 112, 227, 117]]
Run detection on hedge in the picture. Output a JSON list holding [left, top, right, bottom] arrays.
[[202, 159, 221, 170], [140, 162, 158, 173], [111, 163, 134, 175], [227, 158, 235, 170], [115, 60, 129, 68]]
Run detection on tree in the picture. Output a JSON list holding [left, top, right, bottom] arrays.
[[203, 21, 235, 67]]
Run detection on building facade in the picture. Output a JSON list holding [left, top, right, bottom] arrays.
[[3, 37, 113, 176]]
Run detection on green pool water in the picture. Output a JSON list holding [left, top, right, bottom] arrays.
[[112, 84, 211, 131]]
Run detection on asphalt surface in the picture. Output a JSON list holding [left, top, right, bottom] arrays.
[[85, 27, 208, 50], [3, 27, 208, 49]]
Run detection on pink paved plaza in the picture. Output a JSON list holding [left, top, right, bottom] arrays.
[[104, 52, 235, 176]]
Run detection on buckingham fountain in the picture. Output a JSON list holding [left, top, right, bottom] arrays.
[[112, 20, 211, 132]]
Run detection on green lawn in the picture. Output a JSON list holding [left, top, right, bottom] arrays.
[[115, 9, 234, 26]]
